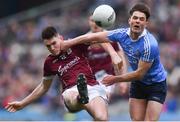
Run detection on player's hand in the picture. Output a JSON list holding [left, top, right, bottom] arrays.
[[5, 101, 24, 112], [111, 54, 123, 75], [102, 75, 116, 86]]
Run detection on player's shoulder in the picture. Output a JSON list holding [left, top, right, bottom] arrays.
[[109, 27, 128, 34], [143, 30, 158, 46], [44, 54, 57, 64], [108, 27, 128, 40], [46, 54, 56, 60]]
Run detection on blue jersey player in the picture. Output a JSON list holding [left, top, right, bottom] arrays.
[[105, 10, 167, 122], [59, 3, 167, 121], [103, 4, 167, 121]]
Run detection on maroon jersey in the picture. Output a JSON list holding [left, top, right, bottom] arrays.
[[43, 44, 98, 91], [87, 42, 120, 75]]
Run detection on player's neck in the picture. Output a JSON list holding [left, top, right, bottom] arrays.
[[130, 32, 140, 40]]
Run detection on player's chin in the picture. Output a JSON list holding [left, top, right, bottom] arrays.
[[132, 29, 142, 35], [52, 51, 60, 56]]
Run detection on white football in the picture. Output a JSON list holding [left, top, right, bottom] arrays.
[[92, 4, 116, 28]]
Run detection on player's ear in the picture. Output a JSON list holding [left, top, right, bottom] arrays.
[[58, 34, 64, 40], [128, 18, 131, 25], [145, 20, 149, 28]]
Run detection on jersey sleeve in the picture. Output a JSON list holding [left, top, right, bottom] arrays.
[[140, 36, 159, 63], [107, 28, 126, 42], [43, 58, 55, 80]]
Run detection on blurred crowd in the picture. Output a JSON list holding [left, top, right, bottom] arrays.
[[0, 0, 180, 119]]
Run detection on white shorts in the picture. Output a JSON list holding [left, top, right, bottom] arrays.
[[95, 70, 115, 93], [62, 84, 107, 102]]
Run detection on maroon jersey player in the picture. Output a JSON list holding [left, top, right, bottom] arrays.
[[5, 26, 122, 121], [44, 44, 98, 91]]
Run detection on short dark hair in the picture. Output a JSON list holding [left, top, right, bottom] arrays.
[[41, 26, 58, 40], [129, 3, 150, 20]]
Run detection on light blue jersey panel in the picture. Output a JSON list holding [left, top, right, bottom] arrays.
[[107, 28, 167, 84]]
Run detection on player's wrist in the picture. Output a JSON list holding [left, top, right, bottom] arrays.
[[114, 75, 122, 83]]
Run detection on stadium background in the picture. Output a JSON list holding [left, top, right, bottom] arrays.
[[0, 0, 180, 121]]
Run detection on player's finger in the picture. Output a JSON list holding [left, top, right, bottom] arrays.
[[7, 106, 13, 112], [5, 102, 15, 110], [7, 102, 14, 106], [101, 79, 107, 85], [102, 80, 110, 86], [10, 108, 17, 112], [5, 104, 10, 109], [9, 107, 17, 113]]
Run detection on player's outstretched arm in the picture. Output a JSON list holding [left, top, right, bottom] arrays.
[[5, 79, 53, 112], [62, 31, 110, 50], [102, 60, 152, 86]]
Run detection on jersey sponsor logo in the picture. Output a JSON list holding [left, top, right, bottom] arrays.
[[58, 56, 80, 76]]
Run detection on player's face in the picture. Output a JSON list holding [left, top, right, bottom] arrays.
[[128, 11, 148, 36], [89, 16, 103, 33], [44, 35, 63, 55]]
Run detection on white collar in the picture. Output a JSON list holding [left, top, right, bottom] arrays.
[[126, 28, 147, 40]]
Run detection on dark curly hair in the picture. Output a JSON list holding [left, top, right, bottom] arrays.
[[129, 3, 150, 20], [41, 26, 58, 40]]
